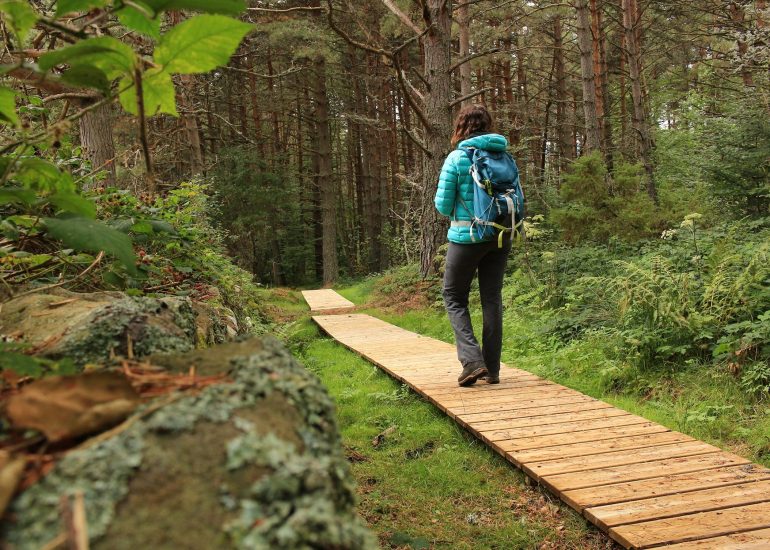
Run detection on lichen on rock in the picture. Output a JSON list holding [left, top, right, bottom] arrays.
[[0, 290, 197, 366], [1, 337, 376, 550]]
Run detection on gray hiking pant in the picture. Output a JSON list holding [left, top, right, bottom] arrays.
[[442, 240, 511, 376]]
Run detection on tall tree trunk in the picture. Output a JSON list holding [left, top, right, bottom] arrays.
[[622, 0, 657, 202], [457, 2, 472, 106], [178, 74, 204, 175], [553, 15, 573, 172], [312, 56, 338, 284], [79, 101, 116, 188], [575, 0, 602, 153], [419, 0, 453, 278]]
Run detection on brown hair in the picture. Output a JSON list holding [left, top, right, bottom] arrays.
[[451, 104, 493, 146]]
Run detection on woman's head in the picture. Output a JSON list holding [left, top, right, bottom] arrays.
[[451, 104, 493, 146]]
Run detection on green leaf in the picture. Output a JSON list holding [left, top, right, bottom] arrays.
[[39, 37, 136, 80], [48, 191, 97, 218], [119, 68, 177, 117], [131, 220, 153, 234], [0, 0, 37, 41], [149, 219, 175, 234], [0, 86, 19, 126], [15, 158, 75, 192], [155, 15, 252, 74], [116, 1, 161, 38], [0, 187, 36, 205], [142, 0, 245, 15], [55, 0, 108, 17], [44, 216, 137, 273], [59, 65, 110, 94]]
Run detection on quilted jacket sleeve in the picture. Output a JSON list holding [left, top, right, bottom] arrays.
[[435, 152, 459, 217]]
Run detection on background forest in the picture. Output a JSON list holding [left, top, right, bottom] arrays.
[[2, 0, 769, 409]]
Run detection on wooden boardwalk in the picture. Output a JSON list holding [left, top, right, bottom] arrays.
[[306, 299, 770, 549], [301, 289, 355, 312]]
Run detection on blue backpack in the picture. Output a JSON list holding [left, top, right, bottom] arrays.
[[456, 147, 525, 247]]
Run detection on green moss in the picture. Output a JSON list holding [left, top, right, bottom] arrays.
[[1, 338, 375, 549]]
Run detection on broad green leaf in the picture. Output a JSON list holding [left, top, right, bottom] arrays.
[[0, 0, 37, 41], [0, 86, 19, 126], [0, 187, 36, 205], [44, 216, 137, 272], [15, 158, 75, 192], [149, 219, 175, 234], [116, 1, 161, 38], [108, 217, 135, 232], [143, 0, 244, 15], [119, 68, 177, 117], [39, 37, 136, 80], [155, 15, 252, 74], [55, 0, 108, 17], [131, 220, 153, 234], [59, 65, 110, 94], [48, 191, 97, 218]]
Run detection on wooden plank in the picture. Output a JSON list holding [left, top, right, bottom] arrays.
[[447, 395, 598, 422], [561, 464, 770, 511], [586, 479, 770, 529], [543, 452, 749, 495], [302, 290, 355, 311], [524, 440, 719, 479], [436, 386, 579, 407], [419, 377, 548, 393], [468, 407, 630, 432], [479, 413, 646, 441], [489, 420, 665, 448], [494, 422, 680, 463], [458, 400, 615, 424], [660, 528, 770, 549], [608, 501, 770, 548]]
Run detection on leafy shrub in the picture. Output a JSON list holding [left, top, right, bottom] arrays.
[[550, 152, 660, 243]]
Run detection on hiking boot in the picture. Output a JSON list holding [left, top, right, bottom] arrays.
[[485, 373, 500, 385], [458, 361, 488, 387]]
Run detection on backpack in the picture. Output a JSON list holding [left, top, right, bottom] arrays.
[[454, 147, 525, 247]]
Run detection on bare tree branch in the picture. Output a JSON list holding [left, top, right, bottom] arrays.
[[448, 47, 501, 73], [449, 87, 492, 108], [380, 0, 422, 35]]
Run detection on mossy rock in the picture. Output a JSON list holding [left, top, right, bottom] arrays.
[[0, 290, 216, 366], [0, 337, 376, 550]]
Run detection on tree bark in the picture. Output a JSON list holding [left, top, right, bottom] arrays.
[[178, 74, 204, 175], [622, 0, 657, 202], [457, 1, 472, 106], [419, 0, 453, 278], [312, 56, 338, 284], [575, 0, 602, 153], [553, 15, 573, 172], [78, 101, 116, 188]]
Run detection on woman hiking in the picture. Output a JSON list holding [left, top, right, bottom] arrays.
[[435, 104, 515, 387]]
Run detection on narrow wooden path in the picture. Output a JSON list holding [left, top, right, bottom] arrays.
[[305, 293, 770, 549], [301, 289, 355, 312]]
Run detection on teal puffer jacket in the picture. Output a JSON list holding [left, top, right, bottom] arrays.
[[434, 133, 509, 244]]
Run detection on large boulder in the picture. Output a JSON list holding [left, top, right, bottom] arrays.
[[0, 290, 236, 365], [0, 337, 376, 550]]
